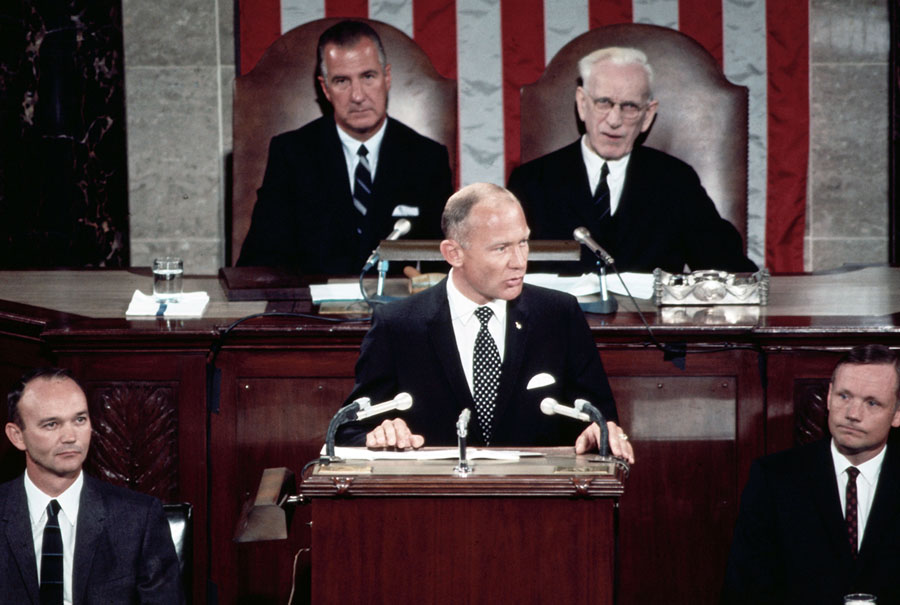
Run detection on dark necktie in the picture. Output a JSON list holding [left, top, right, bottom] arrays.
[[472, 306, 501, 445], [40, 499, 63, 605], [353, 144, 372, 238], [845, 466, 860, 558], [593, 162, 610, 220]]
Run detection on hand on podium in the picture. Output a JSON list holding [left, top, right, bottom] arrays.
[[575, 420, 635, 464], [366, 417, 425, 450]]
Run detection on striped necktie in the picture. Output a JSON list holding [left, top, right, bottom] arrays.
[[353, 144, 373, 238], [593, 161, 610, 220], [40, 499, 63, 605]]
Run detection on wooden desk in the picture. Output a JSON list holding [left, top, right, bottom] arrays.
[[1, 266, 899, 604]]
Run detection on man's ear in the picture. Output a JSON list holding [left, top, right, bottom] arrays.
[[317, 76, 332, 104], [5, 422, 26, 452], [440, 239, 464, 268]]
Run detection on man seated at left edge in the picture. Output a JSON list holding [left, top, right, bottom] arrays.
[[238, 20, 453, 273], [336, 182, 634, 464]]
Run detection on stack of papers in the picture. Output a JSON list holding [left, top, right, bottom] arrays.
[[125, 290, 210, 318]]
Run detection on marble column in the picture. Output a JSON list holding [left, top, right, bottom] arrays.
[[0, 0, 128, 268]]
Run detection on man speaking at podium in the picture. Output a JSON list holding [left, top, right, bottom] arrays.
[[337, 183, 634, 463], [238, 20, 453, 273]]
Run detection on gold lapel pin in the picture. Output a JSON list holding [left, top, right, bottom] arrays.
[[515, 321, 522, 330]]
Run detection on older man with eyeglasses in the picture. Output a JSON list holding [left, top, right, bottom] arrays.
[[508, 46, 756, 275]]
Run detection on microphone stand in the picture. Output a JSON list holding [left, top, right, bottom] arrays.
[[453, 409, 472, 476], [581, 261, 618, 315]]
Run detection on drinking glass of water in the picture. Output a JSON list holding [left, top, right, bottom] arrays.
[[153, 257, 184, 302]]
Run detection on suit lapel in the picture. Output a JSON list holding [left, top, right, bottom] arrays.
[[73, 476, 106, 605], [426, 281, 475, 414], [558, 144, 598, 232], [2, 477, 39, 604], [490, 288, 530, 430], [805, 442, 856, 566], [857, 444, 900, 566]]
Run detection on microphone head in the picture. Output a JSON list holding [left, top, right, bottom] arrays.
[[394, 218, 412, 237], [573, 226, 591, 244], [540, 397, 558, 416], [393, 392, 413, 411]]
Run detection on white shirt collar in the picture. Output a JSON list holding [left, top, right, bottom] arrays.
[[24, 470, 83, 529], [445, 269, 507, 327], [830, 439, 886, 486], [336, 118, 388, 177], [580, 135, 630, 215]]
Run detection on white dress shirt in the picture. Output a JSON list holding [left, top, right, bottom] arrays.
[[580, 134, 630, 216], [25, 470, 83, 605], [831, 440, 886, 551], [337, 119, 388, 194], [446, 269, 507, 395]]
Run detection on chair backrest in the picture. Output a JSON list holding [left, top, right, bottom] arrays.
[[519, 24, 748, 240], [164, 502, 193, 601], [231, 18, 458, 265]]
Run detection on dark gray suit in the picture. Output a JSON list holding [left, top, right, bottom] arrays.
[[0, 474, 184, 604], [508, 142, 757, 274], [238, 116, 453, 273], [337, 279, 617, 446], [722, 438, 900, 604]]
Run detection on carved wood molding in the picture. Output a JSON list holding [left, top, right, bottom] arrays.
[[84, 381, 180, 500]]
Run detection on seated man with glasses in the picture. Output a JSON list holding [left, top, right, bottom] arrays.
[[508, 46, 757, 274]]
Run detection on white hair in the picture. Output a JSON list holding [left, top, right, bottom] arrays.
[[578, 47, 654, 99]]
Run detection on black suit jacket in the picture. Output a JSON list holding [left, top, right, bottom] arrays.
[[238, 116, 453, 274], [0, 474, 184, 605], [508, 141, 757, 274], [722, 439, 900, 604], [337, 280, 617, 447]]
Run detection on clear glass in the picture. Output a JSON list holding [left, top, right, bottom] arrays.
[[152, 257, 183, 302], [844, 594, 877, 604]]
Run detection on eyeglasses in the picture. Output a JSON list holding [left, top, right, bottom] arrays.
[[583, 92, 649, 122]]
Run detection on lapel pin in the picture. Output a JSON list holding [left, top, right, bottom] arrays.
[[515, 321, 522, 330]]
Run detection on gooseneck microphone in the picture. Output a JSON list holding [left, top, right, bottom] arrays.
[[573, 226, 615, 266], [540, 397, 609, 457], [362, 218, 412, 271], [323, 392, 414, 460]]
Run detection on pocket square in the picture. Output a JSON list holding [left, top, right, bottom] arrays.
[[392, 205, 420, 217]]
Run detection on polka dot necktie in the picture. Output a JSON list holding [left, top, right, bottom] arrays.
[[473, 306, 501, 445], [40, 499, 63, 605], [845, 466, 860, 558]]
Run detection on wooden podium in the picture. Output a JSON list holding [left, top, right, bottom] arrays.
[[300, 448, 627, 603]]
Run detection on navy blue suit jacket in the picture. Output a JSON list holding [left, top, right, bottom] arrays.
[[238, 116, 453, 274], [337, 280, 617, 447], [0, 474, 184, 604], [722, 438, 900, 604], [508, 141, 757, 274]]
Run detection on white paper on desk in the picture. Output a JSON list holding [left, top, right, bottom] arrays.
[[322, 446, 544, 461], [125, 290, 209, 318], [525, 272, 655, 299], [309, 283, 364, 303]]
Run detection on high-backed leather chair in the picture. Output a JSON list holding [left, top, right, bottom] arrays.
[[231, 18, 458, 265], [519, 24, 748, 241]]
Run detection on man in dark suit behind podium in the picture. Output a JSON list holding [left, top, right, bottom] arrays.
[[722, 345, 900, 604], [238, 20, 453, 273], [508, 46, 756, 274], [336, 183, 634, 464], [0, 368, 183, 604]]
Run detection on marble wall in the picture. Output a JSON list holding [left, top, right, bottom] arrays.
[[122, 0, 233, 275], [807, 0, 890, 271], [0, 0, 128, 268], [119, 0, 889, 275]]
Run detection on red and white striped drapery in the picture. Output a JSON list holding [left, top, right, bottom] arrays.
[[237, 0, 808, 273]]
